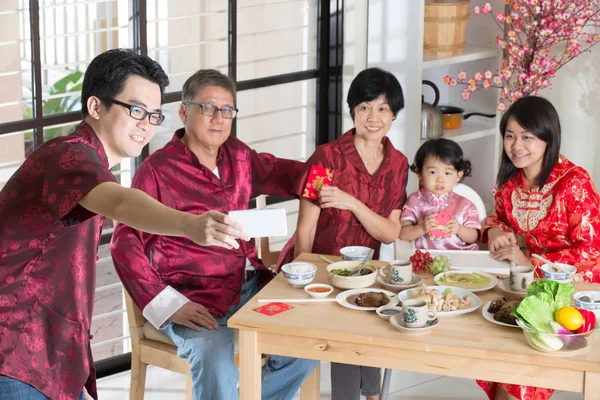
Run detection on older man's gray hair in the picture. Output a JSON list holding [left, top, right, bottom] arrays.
[[181, 69, 236, 104]]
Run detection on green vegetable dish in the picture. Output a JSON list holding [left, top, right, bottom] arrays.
[[331, 268, 373, 277]]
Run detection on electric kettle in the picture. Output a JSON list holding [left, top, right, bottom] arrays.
[[421, 80, 444, 139]]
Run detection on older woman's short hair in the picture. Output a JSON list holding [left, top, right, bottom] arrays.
[[182, 69, 237, 104], [347, 68, 404, 120]]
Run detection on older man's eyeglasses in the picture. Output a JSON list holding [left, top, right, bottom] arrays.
[[104, 98, 165, 126], [183, 101, 238, 119]]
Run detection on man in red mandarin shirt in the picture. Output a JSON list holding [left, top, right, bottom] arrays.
[[0, 50, 249, 400], [110, 69, 318, 400]]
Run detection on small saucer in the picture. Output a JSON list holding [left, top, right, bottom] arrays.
[[376, 273, 422, 291], [389, 313, 438, 335], [496, 278, 527, 297]]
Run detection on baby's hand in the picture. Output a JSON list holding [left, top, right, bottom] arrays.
[[422, 213, 438, 233], [445, 219, 460, 235]]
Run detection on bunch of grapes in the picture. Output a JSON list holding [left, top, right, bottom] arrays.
[[429, 255, 451, 275], [409, 250, 433, 272]]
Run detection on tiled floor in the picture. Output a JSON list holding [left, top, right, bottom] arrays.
[[97, 361, 584, 399]]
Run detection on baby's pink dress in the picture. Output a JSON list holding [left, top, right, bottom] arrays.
[[401, 189, 480, 250]]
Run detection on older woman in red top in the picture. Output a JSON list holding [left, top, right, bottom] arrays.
[[478, 96, 600, 399], [278, 67, 409, 400]]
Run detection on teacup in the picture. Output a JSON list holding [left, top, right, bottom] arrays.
[[379, 260, 412, 284], [401, 299, 437, 328], [510, 265, 534, 292]]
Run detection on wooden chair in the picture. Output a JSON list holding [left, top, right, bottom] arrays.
[[124, 195, 320, 399]]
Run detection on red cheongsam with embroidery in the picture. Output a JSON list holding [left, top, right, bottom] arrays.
[[0, 121, 116, 400], [110, 129, 303, 318], [277, 129, 409, 265], [478, 156, 600, 400]]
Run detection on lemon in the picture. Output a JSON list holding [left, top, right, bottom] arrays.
[[555, 306, 584, 331]]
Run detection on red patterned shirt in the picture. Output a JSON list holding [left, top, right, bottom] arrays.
[[278, 128, 409, 264], [483, 156, 600, 283], [110, 129, 303, 323], [0, 121, 116, 399]]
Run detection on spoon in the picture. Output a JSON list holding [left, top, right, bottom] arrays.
[[578, 295, 600, 303], [352, 248, 374, 277], [531, 254, 571, 274]]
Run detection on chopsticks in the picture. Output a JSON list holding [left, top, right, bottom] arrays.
[[531, 254, 570, 273], [257, 298, 337, 303], [319, 255, 336, 264]]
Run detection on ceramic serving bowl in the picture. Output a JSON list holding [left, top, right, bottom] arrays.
[[574, 291, 600, 318], [340, 246, 373, 261], [280, 262, 317, 288], [326, 260, 377, 290], [516, 318, 597, 355], [541, 263, 577, 283], [304, 283, 334, 299]]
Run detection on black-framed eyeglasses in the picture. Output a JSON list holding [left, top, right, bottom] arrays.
[[183, 101, 238, 119], [104, 98, 165, 126]]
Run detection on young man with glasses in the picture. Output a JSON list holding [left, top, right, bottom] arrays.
[[0, 50, 249, 400], [110, 69, 318, 400]]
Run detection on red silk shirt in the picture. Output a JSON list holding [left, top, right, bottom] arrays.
[[0, 122, 116, 400], [110, 129, 303, 318], [483, 156, 600, 283], [278, 129, 409, 264]]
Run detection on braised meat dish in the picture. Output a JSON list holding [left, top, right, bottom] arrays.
[[354, 291, 390, 307], [488, 296, 521, 326]]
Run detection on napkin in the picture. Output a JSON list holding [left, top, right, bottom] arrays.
[[253, 302, 294, 316], [302, 165, 334, 200], [429, 207, 452, 240]]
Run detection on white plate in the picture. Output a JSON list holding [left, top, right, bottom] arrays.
[[433, 270, 498, 292], [389, 313, 439, 335], [482, 300, 519, 328], [376, 273, 422, 291], [336, 288, 399, 311], [496, 278, 528, 297], [397, 286, 481, 317]]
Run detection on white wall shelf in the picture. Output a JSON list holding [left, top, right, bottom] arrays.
[[422, 44, 499, 69]]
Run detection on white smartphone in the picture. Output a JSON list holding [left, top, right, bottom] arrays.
[[228, 208, 288, 238]]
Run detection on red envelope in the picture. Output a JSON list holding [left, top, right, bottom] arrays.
[[253, 302, 294, 316], [429, 208, 452, 240], [302, 165, 334, 199]]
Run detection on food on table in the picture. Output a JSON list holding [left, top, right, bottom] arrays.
[[512, 280, 578, 351], [429, 255, 451, 275], [354, 291, 390, 307], [330, 267, 373, 277], [488, 296, 522, 326], [306, 286, 332, 293], [409, 249, 433, 272], [555, 306, 584, 331], [408, 285, 473, 311], [437, 272, 491, 289], [575, 309, 597, 334]]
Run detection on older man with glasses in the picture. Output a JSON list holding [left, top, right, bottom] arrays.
[[110, 69, 318, 400], [0, 51, 252, 400]]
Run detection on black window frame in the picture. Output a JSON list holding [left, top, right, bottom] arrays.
[[0, 0, 344, 378]]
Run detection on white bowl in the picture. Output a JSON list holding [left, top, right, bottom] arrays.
[[376, 305, 403, 320], [574, 291, 600, 319], [340, 246, 373, 261], [280, 262, 317, 288], [541, 263, 576, 283], [326, 261, 377, 290], [304, 283, 334, 299]]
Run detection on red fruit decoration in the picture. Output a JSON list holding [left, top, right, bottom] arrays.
[[409, 249, 433, 272], [575, 309, 597, 334]]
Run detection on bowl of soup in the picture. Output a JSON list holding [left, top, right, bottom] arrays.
[[304, 283, 334, 299], [541, 263, 576, 283], [326, 260, 377, 289]]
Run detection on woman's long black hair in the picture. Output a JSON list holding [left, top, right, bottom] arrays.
[[497, 96, 561, 188]]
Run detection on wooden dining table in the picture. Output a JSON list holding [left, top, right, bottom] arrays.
[[228, 253, 600, 400]]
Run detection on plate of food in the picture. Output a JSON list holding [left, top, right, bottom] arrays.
[[336, 288, 399, 311], [433, 270, 498, 292], [398, 285, 481, 317], [482, 297, 522, 328]]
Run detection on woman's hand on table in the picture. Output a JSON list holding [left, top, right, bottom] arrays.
[[487, 228, 517, 252], [490, 244, 530, 266], [318, 186, 358, 211]]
